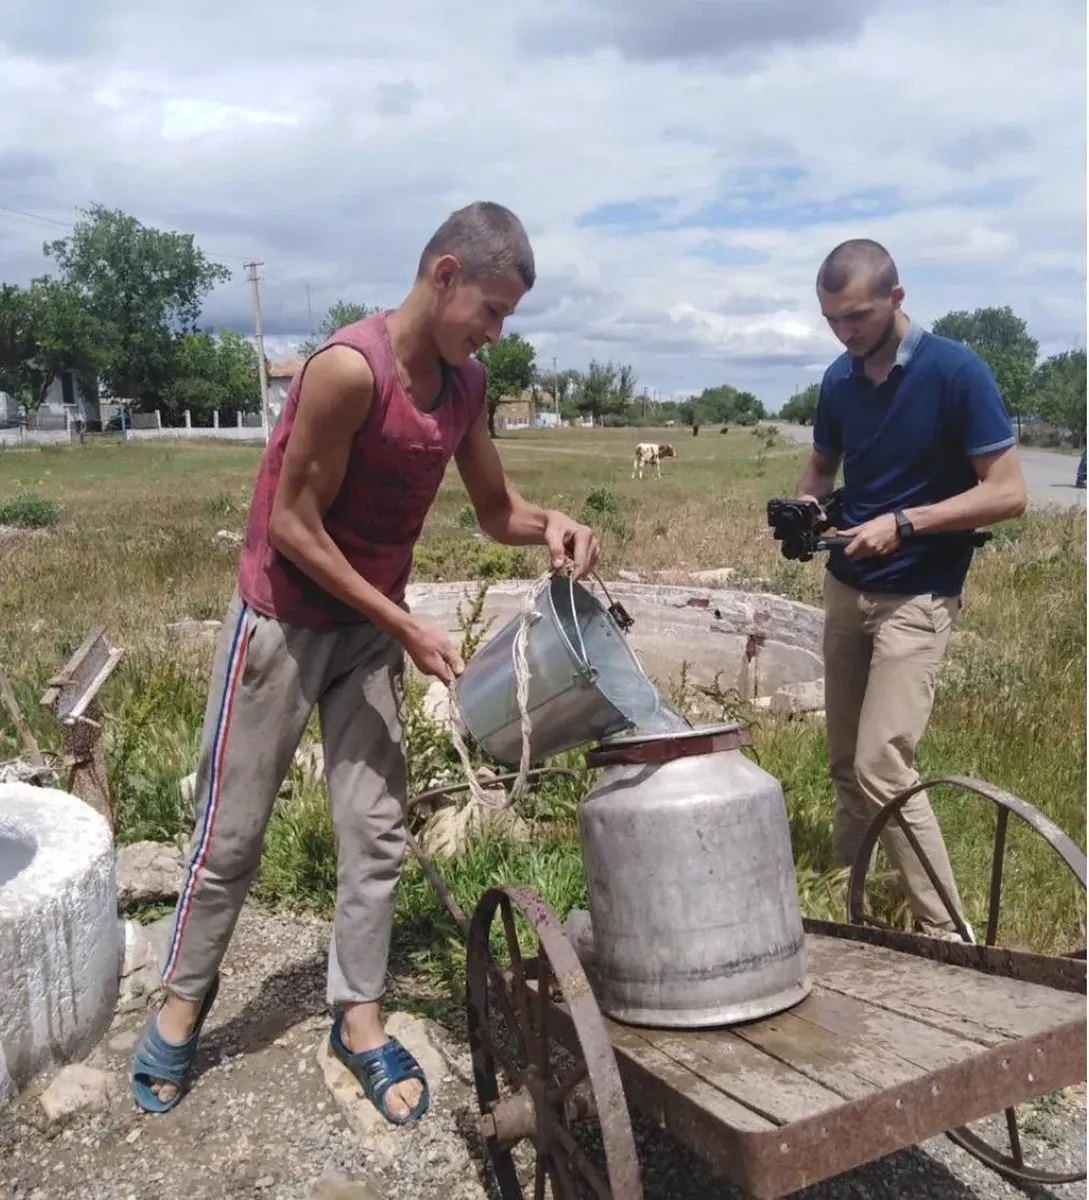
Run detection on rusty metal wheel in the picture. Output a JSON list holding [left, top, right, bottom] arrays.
[[846, 774, 1087, 1186], [466, 883, 643, 1199]]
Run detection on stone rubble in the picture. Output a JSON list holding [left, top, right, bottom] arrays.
[[115, 841, 186, 907], [38, 1065, 112, 1130], [116, 915, 174, 1013], [165, 618, 224, 641]]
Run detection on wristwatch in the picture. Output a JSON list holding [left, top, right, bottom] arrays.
[[893, 510, 915, 540]]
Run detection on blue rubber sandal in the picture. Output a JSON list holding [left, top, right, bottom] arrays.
[[329, 1013, 430, 1126], [130, 973, 220, 1114]]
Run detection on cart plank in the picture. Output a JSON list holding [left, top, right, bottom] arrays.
[[805, 936, 1079, 1045], [565, 933, 1086, 1198], [632, 1024, 845, 1125], [729, 989, 985, 1101]]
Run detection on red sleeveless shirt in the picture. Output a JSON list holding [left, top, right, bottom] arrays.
[[238, 312, 485, 629]]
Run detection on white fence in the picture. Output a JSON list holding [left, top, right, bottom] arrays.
[[125, 409, 268, 442], [0, 426, 71, 446], [0, 408, 271, 446]]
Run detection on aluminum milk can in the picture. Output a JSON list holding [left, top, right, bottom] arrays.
[[576, 723, 811, 1028]]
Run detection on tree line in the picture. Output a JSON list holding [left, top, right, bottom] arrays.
[[779, 307, 1086, 445], [2, 205, 1078, 444], [475, 332, 769, 436]]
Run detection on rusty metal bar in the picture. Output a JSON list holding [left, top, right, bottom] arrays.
[[986, 806, 1010, 947], [403, 828, 469, 937], [847, 775, 1087, 951]]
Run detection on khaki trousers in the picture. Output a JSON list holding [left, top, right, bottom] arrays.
[[823, 571, 965, 933], [159, 589, 408, 1007]]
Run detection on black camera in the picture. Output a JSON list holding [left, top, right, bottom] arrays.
[[766, 489, 846, 562], [766, 487, 993, 562]]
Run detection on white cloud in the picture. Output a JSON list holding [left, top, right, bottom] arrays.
[[0, 0, 1084, 406]]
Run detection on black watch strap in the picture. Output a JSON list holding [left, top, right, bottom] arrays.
[[894, 510, 915, 539]]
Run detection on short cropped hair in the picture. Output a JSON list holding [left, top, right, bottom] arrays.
[[417, 201, 536, 290], [817, 238, 899, 297]]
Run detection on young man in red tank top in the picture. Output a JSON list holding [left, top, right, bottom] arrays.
[[131, 202, 599, 1126]]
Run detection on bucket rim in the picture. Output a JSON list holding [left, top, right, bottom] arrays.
[[598, 720, 743, 748]]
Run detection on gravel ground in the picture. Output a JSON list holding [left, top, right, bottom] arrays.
[[1, 903, 1083, 1200]]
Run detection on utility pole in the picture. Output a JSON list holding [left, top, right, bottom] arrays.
[[305, 283, 315, 338], [245, 261, 272, 442], [552, 356, 559, 420]]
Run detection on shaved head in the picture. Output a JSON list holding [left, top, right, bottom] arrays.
[[417, 201, 536, 290], [817, 239, 899, 299]]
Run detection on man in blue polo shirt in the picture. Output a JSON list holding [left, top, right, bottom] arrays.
[[795, 238, 1027, 939]]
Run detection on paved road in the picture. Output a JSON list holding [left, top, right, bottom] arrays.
[[771, 423, 1086, 511]]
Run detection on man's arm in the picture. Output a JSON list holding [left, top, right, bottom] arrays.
[[454, 409, 599, 576], [795, 448, 841, 502], [904, 357, 1027, 531], [794, 377, 842, 501], [267, 348, 463, 680], [904, 445, 1026, 534]]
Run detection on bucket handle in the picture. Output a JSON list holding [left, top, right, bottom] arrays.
[[588, 570, 635, 634], [549, 568, 638, 682], [556, 573, 595, 680]]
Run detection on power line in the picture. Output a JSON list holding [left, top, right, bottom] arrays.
[[0, 202, 260, 268], [245, 260, 272, 443], [0, 205, 71, 230]]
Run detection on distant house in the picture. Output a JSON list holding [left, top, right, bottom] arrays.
[[0, 370, 96, 427], [495, 392, 533, 431], [267, 357, 305, 419]]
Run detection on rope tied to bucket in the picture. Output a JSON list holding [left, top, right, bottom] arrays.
[[443, 569, 556, 812]]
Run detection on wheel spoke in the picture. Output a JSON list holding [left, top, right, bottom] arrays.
[[485, 959, 531, 1061], [550, 1061, 588, 1107], [548, 1146, 582, 1200], [1004, 1107, 1025, 1167], [536, 949, 552, 1077], [554, 1123, 612, 1199], [500, 895, 535, 1038], [986, 807, 1010, 946]]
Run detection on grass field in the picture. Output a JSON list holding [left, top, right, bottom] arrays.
[[0, 426, 1085, 992]]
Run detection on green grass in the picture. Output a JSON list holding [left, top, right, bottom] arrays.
[[0, 489, 59, 528], [0, 431, 1084, 995]]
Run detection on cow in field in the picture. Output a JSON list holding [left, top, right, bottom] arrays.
[[632, 442, 676, 480]]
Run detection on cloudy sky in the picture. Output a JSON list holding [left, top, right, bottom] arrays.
[[0, 0, 1084, 407]]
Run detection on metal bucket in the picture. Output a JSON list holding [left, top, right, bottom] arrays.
[[451, 575, 687, 768]]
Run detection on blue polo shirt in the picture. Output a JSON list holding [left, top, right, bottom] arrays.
[[813, 323, 1015, 596]]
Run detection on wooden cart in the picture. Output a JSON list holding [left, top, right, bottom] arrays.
[[409, 774, 1087, 1198]]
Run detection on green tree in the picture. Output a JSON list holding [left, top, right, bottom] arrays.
[[0, 279, 104, 412], [299, 299, 378, 357], [1032, 349, 1087, 443], [779, 383, 821, 425], [687, 383, 767, 426], [0, 284, 38, 410], [43, 204, 231, 407], [162, 329, 261, 425], [476, 332, 536, 437], [931, 306, 1039, 436]]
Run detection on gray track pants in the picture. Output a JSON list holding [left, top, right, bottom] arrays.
[[159, 589, 408, 1007]]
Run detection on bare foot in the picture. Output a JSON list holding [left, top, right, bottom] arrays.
[[341, 1003, 424, 1121]]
